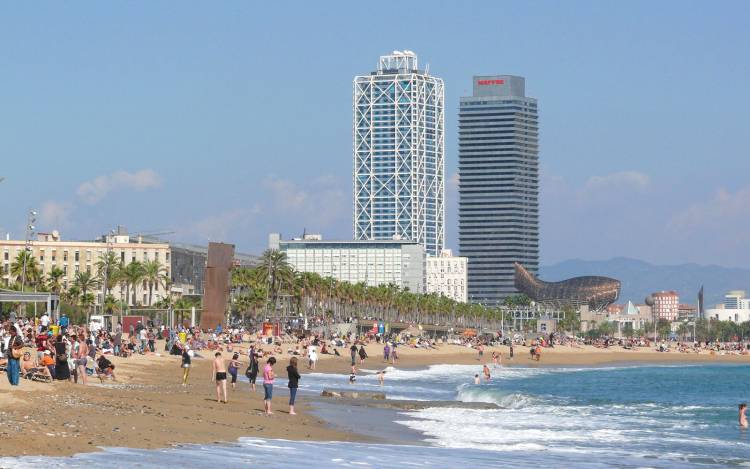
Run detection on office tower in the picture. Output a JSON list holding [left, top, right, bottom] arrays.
[[458, 76, 539, 304], [353, 50, 445, 257]]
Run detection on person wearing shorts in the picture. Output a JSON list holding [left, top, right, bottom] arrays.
[[263, 357, 276, 415], [212, 352, 228, 403], [181, 346, 192, 386]]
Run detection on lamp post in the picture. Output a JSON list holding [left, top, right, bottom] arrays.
[[19, 209, 37, 317], [101, 229, 116, 316]]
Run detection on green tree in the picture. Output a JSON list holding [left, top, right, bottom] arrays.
[[95, 250, 122, 295], [120, 261, 145, 309], [10, 250, 42, 289], [142, 259, 168, 306]]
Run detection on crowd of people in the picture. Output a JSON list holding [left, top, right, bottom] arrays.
[[1, 315, 119, 386]]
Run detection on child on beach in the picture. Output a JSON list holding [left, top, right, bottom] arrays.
[[181, 346, 192, 386], [740, 403, 748, 428], [263, 357, 276, 415], [212, 352, 228, 403], [349, 365, 357, 384], [377, 370, 386, 386]]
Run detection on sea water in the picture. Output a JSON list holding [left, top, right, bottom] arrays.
[[4, 364, 749, 468]]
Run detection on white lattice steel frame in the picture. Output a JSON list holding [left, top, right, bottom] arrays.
[[352, 52, 445, 257]]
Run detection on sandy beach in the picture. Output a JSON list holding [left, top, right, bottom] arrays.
[[2, 340, 749, 458]]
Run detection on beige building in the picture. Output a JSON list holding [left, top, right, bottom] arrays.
[[425, 249, 468, 303], [1, 229, 170, 308]]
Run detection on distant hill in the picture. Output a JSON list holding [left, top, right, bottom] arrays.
[[539, 257, 750, 308]]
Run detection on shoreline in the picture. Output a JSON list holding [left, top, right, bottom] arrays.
[[2, 340, 749, 458]]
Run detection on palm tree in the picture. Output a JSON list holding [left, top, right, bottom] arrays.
[[46, 266, 65, 294], [253, 249, 294, 313], [120, 261, 145, 309], [73, 271, 100, 323], [95, 250, 121, 295], [142, 259, 168, 306], [10, 250, 42, 289]]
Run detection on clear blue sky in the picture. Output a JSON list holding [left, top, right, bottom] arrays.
[[1, 1, 748, 267]]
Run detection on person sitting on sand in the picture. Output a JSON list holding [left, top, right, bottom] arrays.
[[740, 403, 748, 428], [96, 354, 116, 381], [21, 352, 52, 379]]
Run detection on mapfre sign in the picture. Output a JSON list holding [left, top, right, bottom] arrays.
[[477, 79, 504, 85]]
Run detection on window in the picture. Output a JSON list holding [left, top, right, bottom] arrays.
[[75, 251, 80, 262], [64, 251, 68, 262], [39, 251, 44, 262], [121, 252, 125, 262], [3, 252, 7, 261], [51, 250, 56, 262]]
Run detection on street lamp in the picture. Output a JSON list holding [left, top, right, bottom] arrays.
[[19, 209, 36, 317]]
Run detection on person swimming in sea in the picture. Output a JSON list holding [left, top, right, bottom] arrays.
[[483, 364, 491, 381], [740, 403, 748, 428], [377, 370, 386, 386], [474, 374, 481, 385]]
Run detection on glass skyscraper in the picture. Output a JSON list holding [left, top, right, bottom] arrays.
[[458, 75, 539, 305], [353, 51, 445, 257]]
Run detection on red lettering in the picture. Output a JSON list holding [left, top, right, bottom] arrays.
[[477, 79, 505, 85]]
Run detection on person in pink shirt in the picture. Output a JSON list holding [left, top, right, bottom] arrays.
[[263, 357, 277, 415]]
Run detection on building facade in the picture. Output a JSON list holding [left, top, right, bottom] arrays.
[[269, 233, 424, 293], [1, 229, 170, 308], [458, 75, 539, 305], [425, 249, 468, 303], [353, 50, 445, 256], [724, 290, 750, 309], [651, 291, 680, 321]]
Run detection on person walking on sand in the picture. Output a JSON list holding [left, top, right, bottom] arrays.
[[509, 344, 514, 360], [349, 364, 357, 384], [247, 346, 259, 392], [287, 357, 301, 416], [383, 342, 391, 362], [358, 345, 368, 365], [308, 345, 318, 370], [263, 357, 277, 415], [212, 352, 228, 403], [228, 352, 241, 390], [76, 335, 89, 385], [5, 326, 23, 386], [350, 343, 358, 366], [181, 346, 192, 386], [740, 403, 748, 428]]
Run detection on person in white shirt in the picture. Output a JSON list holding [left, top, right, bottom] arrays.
[[308, 346, 318, 370], [40, 313, 51, 330]]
